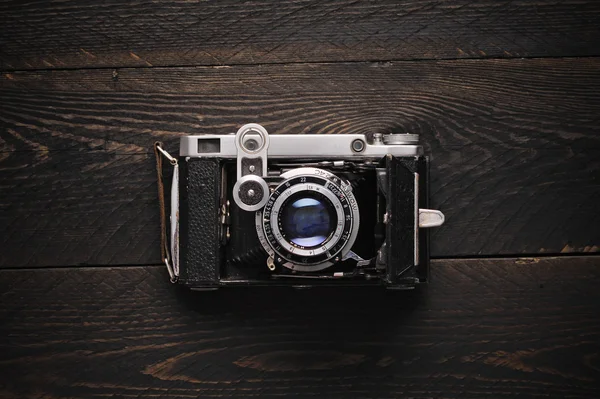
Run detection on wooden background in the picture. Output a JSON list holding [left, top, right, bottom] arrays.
[[0, 0, 599, 397]]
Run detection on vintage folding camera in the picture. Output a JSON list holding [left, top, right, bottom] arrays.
[[165, 123, 444, 289]]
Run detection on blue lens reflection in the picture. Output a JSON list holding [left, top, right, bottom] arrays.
[[281, 196, 333, 247]]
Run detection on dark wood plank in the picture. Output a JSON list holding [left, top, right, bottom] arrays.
[[1, 0, 600, 70], [0, 151, 160, 267], [1, 58, 599, 267], [0, 256, 599, 398]]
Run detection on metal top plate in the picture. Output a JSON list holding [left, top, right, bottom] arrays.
[[180, 134, 422, 158]]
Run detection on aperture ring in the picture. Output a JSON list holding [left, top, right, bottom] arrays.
[[256, 168, 360, 272], [269, 181, 347, 258]]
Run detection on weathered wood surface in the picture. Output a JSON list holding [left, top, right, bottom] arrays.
[[1, 58, 599, 267], [0, 256, 598, 398], [1, 2, 599, 399], [1, 0, 600, 70]]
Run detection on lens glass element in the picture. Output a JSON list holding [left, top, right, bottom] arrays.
[[241, 131, 264, 153], [244, 138, 258, 151], [280, 192, 336, 248]]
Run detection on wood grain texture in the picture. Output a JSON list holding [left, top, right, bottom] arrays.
[[1, 0, 600, 70], [1, 58, 599, 267], [0, 257, 599, 398]]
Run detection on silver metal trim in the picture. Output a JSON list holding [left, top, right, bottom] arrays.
[[182, 133, 422, 159], [155, 142, 179, 283], [418, 209, 445, 228], [170, 163, 180, 278], [414, 172, 419, 266], [232, 174, 270, 212], [157, 145, 178, 166], [235, 123, 270, 180], [383, 133, 420, 145]]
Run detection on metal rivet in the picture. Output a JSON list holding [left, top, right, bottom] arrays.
[[351, 139, 365, 152]]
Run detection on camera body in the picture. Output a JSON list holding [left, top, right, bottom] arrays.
[[171, 124, 444, 290]]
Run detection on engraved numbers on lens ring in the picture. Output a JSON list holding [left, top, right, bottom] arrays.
[[270, 181, 345, 258], [255, 167, 361, 272], [262, 175, 354, 266], [255, 210, 275, 258]]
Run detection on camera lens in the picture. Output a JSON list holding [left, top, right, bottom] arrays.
[[257, 167, 361, 272], [279, 192, 336, 248]]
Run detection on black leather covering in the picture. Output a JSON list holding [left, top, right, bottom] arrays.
[[179, 158, 221, 285]]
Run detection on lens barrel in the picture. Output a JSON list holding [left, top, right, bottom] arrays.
[[255, 167, 360, 272]]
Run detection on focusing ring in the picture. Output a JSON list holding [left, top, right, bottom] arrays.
[[255, 167, 360, 272]]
